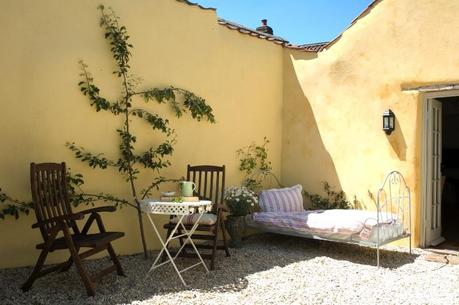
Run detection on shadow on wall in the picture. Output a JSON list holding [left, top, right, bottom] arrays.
[[387, 116, 407, 161], [282, 51, 342, 202]]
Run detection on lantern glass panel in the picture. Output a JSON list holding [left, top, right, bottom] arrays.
[[383, 116, 389, 128]]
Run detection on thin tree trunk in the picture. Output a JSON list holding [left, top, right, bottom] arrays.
[[134, 198, 148, 259], [124, 109, 149, 259], [122, 71, 149, 259]]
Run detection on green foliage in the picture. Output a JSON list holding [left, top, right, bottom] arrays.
[[226, 200, 252, 217], [304, 182, 354, 210], [172, 197, 184, 203], [0, 170, 133, 220], [70, 6, 215, 191], [0, 6, 215, 261], [237, 137, 281, 192], [0, 190, 33, 220], [69, 5, 215, 257], [67, 142, 114, 169], [66, 171, 133, 209]]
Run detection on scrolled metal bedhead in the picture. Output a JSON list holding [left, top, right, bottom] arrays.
[[376, 171, 411, 234], [375, 171, 412, 267]]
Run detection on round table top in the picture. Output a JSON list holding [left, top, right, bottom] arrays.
[[141, 199, 212, 215]]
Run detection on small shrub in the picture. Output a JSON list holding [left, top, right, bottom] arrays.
[[304, 182, 355, 210], [237, 137, 281, 192]]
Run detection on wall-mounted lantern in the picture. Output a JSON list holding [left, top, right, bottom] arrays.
[[383, 109, 395, 135]]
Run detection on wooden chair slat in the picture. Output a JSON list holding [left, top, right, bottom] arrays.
[[203, 171, 208, 200], [215, 171, 220, 205], [210, 171, 214, 203], [22, 162, 124, 296], [51, 170, 63, 217], [198, 171, 202, 197], [58, 170, 67, 215], [41, 171, 54, 232], [164, 164, 230, 270], [220, 166, 226, 204], [48, 170, 61, 219]]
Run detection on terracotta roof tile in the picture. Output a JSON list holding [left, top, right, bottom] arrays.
[[175, 0, 386, 53], [175, 0, 330, 52], [296, 42, 329, 52], [217, 18, 288, 45], [175, 0, 215, 11]]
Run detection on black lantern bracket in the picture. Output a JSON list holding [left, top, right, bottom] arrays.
[[383, 109, 395, 135]]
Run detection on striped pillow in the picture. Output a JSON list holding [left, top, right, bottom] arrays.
[[259, 185, 304, 212]]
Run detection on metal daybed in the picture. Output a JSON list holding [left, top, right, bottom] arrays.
[[246, 171, 412, 267]]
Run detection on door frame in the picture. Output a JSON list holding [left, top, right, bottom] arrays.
[[421, 89, 459, 247]]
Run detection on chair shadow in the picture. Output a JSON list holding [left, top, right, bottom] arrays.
[[2, 233, 418, 305]]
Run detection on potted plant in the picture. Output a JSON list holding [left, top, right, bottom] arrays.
[[224, 186, 257, 248]]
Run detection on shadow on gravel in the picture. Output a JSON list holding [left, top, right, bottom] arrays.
[[0, 233, 418, 305]]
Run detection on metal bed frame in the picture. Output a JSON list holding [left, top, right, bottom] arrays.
[[375, 171, 412, 266], [247, 171, 412, 267]]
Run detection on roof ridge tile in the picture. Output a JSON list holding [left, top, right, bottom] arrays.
[[175, 0, 329, 52], [176, 0, 216, 11]]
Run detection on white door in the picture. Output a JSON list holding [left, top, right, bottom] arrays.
[[426, 98, 445, 246]]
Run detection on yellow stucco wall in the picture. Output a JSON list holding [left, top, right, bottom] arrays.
[[0, 0, 284, 268], [282, 0, 459, 246], [2, 0, 459, 269]]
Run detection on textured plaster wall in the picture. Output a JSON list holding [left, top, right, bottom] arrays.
[[2, 0, 459, 268], [281, 0, 459, 246], [0, 0, 283, 268]]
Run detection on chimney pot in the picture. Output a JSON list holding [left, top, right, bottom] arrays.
[[256, 18, 273, 35]]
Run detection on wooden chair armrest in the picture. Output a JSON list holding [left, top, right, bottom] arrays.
[[216, 204, 228, 212], [32, 213, 84, 228], [80, 206, 116, 215]]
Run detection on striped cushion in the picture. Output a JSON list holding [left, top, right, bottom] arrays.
[[259, 185, 304, 212], [170, 213, 217, 225]]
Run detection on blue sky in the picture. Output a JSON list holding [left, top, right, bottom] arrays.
[[193, 0, 374, 44]]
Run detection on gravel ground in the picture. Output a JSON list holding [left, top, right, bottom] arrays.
[[1, 234, 459, 305]]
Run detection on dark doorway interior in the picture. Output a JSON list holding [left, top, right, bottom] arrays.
[[438, 96, 459, 250]]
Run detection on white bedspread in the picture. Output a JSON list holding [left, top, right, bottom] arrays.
[[252, 209, 402, 242]]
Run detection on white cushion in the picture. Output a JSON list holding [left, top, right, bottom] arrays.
[[170, 213, 217, 225], [258, 184, 304, 212]]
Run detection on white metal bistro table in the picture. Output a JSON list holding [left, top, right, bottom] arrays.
[[141, 199, 213, 286]]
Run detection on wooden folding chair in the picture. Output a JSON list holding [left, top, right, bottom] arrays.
[[163, 165, 230, 270], [22, 162, 124, 296]]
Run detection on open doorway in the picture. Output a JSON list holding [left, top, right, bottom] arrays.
[[438, 96, 459, 250], [423, 92, 459, 250]]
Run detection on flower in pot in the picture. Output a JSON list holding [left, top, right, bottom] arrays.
[[224, 186, 258, 248]]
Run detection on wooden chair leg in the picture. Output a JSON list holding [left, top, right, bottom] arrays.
[[21, 229, 59, 292], [62, 226, 95, 296], [107, 243, 124, 276], [21, 247, 50, 291], [59, 256, 74, 272], [220, 216, 230, 257], [210, 229, 218, 270], [60, 244, 80, 273]]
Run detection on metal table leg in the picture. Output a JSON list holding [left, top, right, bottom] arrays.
[[146, 212, 209, 286]]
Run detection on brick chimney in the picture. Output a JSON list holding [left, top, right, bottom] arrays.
[[256, 19, 273, 35]]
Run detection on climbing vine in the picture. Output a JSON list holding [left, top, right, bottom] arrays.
[[66, 5, 215, 258], [0, 5, 215, 260]]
